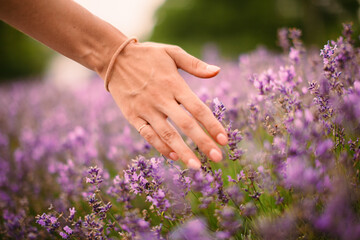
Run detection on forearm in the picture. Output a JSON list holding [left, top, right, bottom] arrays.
[[0, 0, 127, 77]]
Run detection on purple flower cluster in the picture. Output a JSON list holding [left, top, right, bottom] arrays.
[[1, 23, 360, 239], [123, 156, 192, 219]]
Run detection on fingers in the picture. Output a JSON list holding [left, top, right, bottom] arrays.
[[163, 103, 223, 163], [166, 46, 220, 78], [175, 86, 228, 146], [131, 74, 227, 169], [133, 119, 179, 161], [148, 115, 202, 170], [114, 43, 226, 170]]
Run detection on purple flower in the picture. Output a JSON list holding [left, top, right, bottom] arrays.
[[289, 28, 302, 41], [277, 28, 290, 51], [0, 132, 8, 147], [59, 231, 68, 239], [342, 22, 353, 40], [212, 97, 226, 122], [285, 156, 319, 190], [315, 139, 333, 157], [170, 218, 214, 240], [226, 123, 243, 161], [216, 206, 242, 237], [63, 225, 72, 235], [146, 189, 171, 212], [278, 65, 296, 86], [289, 47, 300, 63], [314, 179, 360, 240], [118, 209, 153, 237], [35, 213, 60, 232], [3, 23, 360, 240], [226, 185, 244, 206], [68, 207, 76, 221], [251, 69, 276, 95], [86, 166, 103, 185]]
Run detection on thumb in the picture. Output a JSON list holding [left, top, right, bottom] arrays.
[[166, 46, 220, 78]]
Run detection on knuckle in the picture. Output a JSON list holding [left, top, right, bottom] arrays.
[[208, 119, 221, 131], [160, 129, 177, 144], [205, 120, 223, 138], [141, 129, 155, 144], [191, 57, 201, 70], [156, 145, 171, 156], [179, 118, 196, 133], [171, 45, 183, 53], [199, 136, 214, 151], [192, 102, 208, 117], [153, 100, 170, 113], [152, 92, 168, 106], [167, 45, 185, 58]]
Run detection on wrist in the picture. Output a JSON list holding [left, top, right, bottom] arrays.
[[78, 21, 128, 79], [104, 37, 138, 92]]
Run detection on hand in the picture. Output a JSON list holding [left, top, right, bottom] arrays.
[[107, 41, 228, 169]]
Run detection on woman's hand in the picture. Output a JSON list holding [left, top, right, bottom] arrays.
[[107, 41, 228, 169], [0, 0, 227, 169]]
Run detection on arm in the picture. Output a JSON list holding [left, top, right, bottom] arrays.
[[0, 0, 124, 76], [0, 0, 228, 169]]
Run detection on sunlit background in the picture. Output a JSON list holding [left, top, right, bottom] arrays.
[[0, 0, 359, 85]]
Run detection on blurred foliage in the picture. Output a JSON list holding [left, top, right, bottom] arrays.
[[150, 0, 359, 58], [0, 21, 52, 82]]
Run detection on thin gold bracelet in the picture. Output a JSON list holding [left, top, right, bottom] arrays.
[[104, 37, 138, 92]]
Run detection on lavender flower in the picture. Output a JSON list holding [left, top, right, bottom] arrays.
[[68, 207, 76, 221], [1, 24, 360, 240], [215, 206, 242, 238], [36, 213, 60, 232], [86, 166, 103, 185], [277, 28, 290, 51], [59, 231, 68, 239], [170, 218, 214, 240], [289, 47, 300, 63], [212, 97, 226, 122], [226, 123, 243, 161]]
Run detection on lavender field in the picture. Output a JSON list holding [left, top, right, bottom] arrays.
[[1, 25, 360, 239]]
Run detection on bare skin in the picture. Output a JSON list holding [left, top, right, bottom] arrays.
[[0, 0, 228, 169]]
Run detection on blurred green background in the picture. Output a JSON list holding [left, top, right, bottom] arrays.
[[0, 0, 359, 82], [0, 21, 52, 82], [150, 0, 359, 57]]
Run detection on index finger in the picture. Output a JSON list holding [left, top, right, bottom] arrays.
[[175, 84, 228, 146]]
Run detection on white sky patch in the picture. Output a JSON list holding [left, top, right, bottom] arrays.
[[74, 0, 165, 39], [47, 0, 165, 87]]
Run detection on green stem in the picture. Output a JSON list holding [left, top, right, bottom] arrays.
[[227, 190, 242, 213], [96, 191, 123, 233], [190, 190, 200, 201], [250, 181, 265, 212]]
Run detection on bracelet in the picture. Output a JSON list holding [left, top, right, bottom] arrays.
[[104, 37, 138, 92]]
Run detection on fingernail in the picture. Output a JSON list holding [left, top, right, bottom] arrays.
[[216, 133, 228, 145], [188, 158, 201, 170], [169, 152, 178, 161], [206, 65, 220, 73], [209, 148, 222, 162]]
